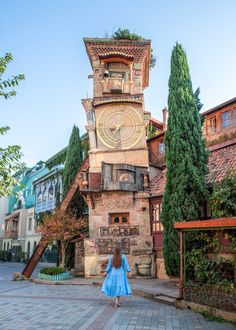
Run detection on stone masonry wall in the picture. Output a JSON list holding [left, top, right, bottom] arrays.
[[81, 191, 153, 277]]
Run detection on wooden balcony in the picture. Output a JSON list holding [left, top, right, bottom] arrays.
[[88, 173, 101, 190], [4, 230, 18, 239], [81, 172, 102, 191]]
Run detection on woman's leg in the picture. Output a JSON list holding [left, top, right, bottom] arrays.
[[115, 296, 119, 306], [117, 296, 121, 306]]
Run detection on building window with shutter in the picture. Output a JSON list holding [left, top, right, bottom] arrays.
[[206, 116, 216, 135], [222, 111, 232, 129]]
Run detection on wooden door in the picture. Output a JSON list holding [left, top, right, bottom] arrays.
[[151, 199, 163, 251]]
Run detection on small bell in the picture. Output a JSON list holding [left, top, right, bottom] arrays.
[[103, 69, 110, 78]]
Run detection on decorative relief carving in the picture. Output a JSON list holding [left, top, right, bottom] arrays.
[[116, 238, 129, 254], [103, 198, 132, 210], [118, 172, 134, 183], [100, 226, 139, 237], [96, 238, 130, 254], [96, 239, 113, 255]]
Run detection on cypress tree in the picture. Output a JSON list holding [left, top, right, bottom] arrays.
[[63, 125, 85, 216], [161, 43, 209, 276], [62, 125, 87, 269]]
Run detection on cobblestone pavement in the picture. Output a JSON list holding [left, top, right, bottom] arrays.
[[0, 262, 235, 330]]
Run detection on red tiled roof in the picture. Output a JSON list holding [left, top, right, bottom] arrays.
[[150, 169, 166, 196], [207, 142, 236, 184], [150, 117, 163, 127], [150, 142, 236, 197]]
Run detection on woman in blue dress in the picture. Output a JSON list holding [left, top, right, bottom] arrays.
[[102, 246, 132, 307]]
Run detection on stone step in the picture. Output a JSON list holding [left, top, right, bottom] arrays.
[[154, 295, 176, 305]]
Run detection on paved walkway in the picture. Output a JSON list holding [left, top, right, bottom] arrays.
[[0, 262, 235, 330], [33, 276, 179, 300]]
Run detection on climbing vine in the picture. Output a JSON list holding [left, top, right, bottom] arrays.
[[185, 231, 236, 288]]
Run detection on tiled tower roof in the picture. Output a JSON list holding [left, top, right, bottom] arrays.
[[84, 38, 151, 89]]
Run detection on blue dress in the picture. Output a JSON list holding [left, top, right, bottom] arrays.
[[102, 254, 132, 297]]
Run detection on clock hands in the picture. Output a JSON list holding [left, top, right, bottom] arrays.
[[109, 122, 123, 135], [114, 123, 122, 133], [108, 121, 122, 148]]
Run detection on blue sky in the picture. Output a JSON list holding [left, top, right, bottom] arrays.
[[1, 0, 236, 166]]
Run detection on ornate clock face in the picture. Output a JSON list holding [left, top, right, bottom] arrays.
[[96, 104, 145, 149]]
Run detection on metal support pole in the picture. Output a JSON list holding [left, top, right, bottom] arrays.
[[179, 230, 184, 299]]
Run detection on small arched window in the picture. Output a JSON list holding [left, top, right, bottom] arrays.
[[111, 213, 130, 225]]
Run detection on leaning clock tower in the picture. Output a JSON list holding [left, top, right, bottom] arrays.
[[79, 37, 154, 277]]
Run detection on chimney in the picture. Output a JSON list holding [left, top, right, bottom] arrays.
[[162, 107, 168, 131]]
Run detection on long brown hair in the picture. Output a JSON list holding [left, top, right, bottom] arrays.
[[112, 246, 122, 268]]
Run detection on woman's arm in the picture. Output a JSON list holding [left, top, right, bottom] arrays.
[[123, 255, 131, 273], [104, 256, 113, 274]]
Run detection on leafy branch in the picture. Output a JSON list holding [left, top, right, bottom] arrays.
[[0, 53, 25, 99], [0, 52, 25, 196]]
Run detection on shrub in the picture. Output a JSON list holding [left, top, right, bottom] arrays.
[[40, 266, 64, 276], [20, 252, 28, 262], [0, 250, 6, 261], [210, 172, 236, 218]]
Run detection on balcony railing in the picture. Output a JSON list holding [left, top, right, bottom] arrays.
[[4, 230, 18, 239], [101, 78, 131, 94]]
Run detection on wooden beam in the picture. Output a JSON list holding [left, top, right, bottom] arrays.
[[22, 238, 48, 278], [174, 217, 236, 231], [21, 156, 90, 278], [60, 156, 89, 212], [89, 192, 95, 209]]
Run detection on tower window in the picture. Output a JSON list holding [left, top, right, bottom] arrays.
[[110, 213, 129, 225]]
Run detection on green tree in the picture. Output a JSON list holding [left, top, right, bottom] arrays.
[[146, 122, 160, 138], [0, 53, 25, 196], [194, 87, 204, 125], [81, 138, 89, 158], [62, 126, 87, 268], [210, 172, 236, 218], [112, 28, 143, 41], [63, 125, 85, 216], [161, 43, 209, 276], [194, 87, 203, 113]]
